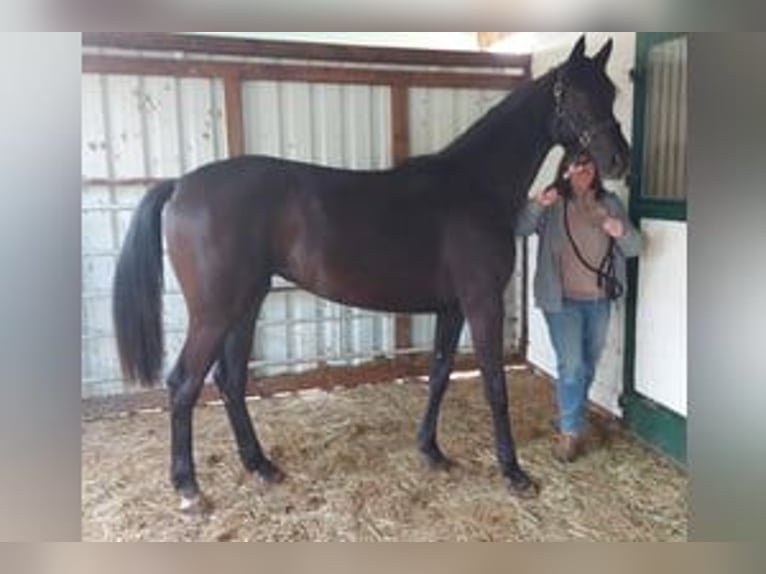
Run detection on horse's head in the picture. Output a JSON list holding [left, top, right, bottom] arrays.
[[552, 36, 631, 179]]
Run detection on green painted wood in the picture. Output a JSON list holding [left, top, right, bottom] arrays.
[[622, 33, 688, 464]]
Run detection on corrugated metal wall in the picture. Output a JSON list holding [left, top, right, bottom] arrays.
[[82, 73, 522, 398], [82, 74, 228, 396]]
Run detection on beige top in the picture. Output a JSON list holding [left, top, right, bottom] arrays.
[[560, 197, 610, 300]]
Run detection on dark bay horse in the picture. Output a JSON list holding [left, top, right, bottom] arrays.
[[113, 36, 630, 512]]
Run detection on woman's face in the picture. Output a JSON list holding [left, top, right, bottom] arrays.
[[567, 159, 596, 194]]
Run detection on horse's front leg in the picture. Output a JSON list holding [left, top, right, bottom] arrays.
[[461, 291, 540, 498]]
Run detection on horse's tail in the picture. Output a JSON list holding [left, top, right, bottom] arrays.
[[112, 180, 176, 386]]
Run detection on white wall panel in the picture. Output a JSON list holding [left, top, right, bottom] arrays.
[[140, 76, 182, 177], [635, 220, 687, 415], [177, 78, 227, 170], [82, 75, 109, 179]]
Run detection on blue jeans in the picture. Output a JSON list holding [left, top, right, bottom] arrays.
[[543, 298, 611, 436]]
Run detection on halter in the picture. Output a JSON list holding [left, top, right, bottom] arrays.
[[563, 195, 624, 301], [552, 71, 617, 153]]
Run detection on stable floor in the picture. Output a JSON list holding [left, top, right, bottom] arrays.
[[82, 368, 687, 541]]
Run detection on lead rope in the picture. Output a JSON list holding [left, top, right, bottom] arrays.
[[563, 197, 623, 301]]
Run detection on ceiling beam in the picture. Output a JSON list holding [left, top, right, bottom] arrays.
[[477, 32, 511, 50]]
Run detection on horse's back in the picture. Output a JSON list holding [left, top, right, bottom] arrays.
[[163, 154, 490, 314]]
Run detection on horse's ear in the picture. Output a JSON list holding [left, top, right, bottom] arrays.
[[567, 35, 586, 63], [593, 38, 614, 70]]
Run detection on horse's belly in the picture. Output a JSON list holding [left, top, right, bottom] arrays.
[[320, 276, 445, 313], [281, 251, 450, 313], [273, 202, 450, 312]]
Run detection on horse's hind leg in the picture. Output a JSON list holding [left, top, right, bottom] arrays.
[[213, 287, 285, 484], [167, 317, 230, 514], [417, 305, 464, 469]]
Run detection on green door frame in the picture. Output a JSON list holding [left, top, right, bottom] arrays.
[[620, 32, 688, 464]]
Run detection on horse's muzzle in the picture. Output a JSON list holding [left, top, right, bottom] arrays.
[[607, 151, 630, 179]]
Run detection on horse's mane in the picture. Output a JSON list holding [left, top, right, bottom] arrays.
[[437, 66, 559, 160]]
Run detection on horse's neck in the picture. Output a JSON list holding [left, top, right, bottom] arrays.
[[441, 72, 557, 200]]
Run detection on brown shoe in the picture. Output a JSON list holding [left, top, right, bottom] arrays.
[[552, 433, 585, 463]]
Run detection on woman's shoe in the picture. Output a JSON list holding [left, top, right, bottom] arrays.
[[552, 432, 586, 463]]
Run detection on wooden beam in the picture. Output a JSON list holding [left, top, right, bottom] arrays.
[[83, 32, 531, 71], [82, 352, 526, 419], [477, 32, 511, 50], [391, 84, 412, 354], [223, 72, 245, 157], [82, 54, 525, 91], [390, 85, 410, 165], [82, 177, 170, 187]]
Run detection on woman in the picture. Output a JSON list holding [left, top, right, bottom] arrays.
[[516, 151, 642, 462]]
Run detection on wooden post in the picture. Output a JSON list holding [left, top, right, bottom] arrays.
[[391, 84, 412, 357], [223, 72, 245, 157]]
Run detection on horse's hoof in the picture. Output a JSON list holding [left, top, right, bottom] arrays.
[[254, 460, 286, 484], [506, 473, 541, 499], [419, 448, 456, 471], [179, 493, 214, 515]]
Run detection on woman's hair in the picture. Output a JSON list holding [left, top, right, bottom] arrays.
[[554, 150, 606, 200]]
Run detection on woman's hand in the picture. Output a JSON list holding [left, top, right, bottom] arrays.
[[602, 216, 625, 238], [535, 186, 560, 207]]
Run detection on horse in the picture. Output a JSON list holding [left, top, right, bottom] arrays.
[[112, 36, 630, 513]]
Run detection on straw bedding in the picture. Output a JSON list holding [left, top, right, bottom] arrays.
[[82, 368, 687, 541]]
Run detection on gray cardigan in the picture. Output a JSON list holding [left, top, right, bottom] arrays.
[[515, 191, 642, 312]]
